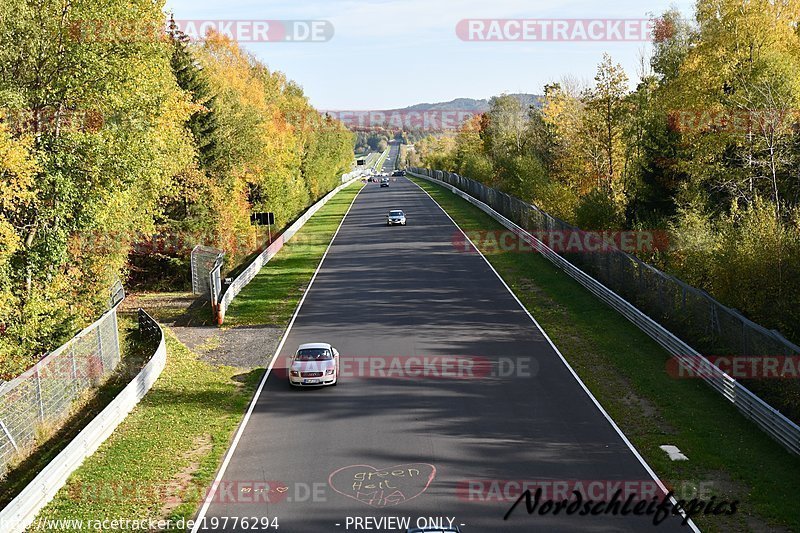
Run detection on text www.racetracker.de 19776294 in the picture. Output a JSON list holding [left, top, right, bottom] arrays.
[[30, 516, 280, 531]]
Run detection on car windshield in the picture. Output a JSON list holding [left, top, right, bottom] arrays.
[[295, 348, 332, 361], [390, 211, 404, 217]]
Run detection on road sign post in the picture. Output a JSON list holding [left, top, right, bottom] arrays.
[[251, 212, 276, 245]]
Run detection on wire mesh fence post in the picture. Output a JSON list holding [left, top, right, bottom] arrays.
[[112, 307, 121, 367], [70, 344, 78, 395], [96, 325, 105, 374], [34, 366, 44, 422], [0, 419, 17, 452]]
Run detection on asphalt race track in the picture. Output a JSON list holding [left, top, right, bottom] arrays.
[[193, 176, 693, 532]]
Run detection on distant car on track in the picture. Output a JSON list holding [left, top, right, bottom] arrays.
[[288, 343, 339, 387], [387, 209, 406, 226], [380, 177, 389, 188]]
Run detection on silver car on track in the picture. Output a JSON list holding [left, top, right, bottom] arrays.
[[288, 343, 340, 387], [387, 209, 406, 226]]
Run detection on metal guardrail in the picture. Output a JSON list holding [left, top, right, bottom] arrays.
[[213, 172, 366, 325], [372, 147, 390, 171], [208, 256, 224, 316], [109, 279, 125, 308], [0, 309, 167, 533], [410, 168, 800, 455]]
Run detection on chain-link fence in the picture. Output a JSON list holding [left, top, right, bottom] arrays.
[[0, 308, 167, 533], [412, 167, 800, 425], [191, 245, 224, 298], [0, 303, 123, 476]]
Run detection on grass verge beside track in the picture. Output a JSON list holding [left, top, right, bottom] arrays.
[[412, 176, 800, 533], [224, 181, 363, 327]]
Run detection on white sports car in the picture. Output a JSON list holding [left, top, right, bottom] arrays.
[[288, 343, 340, 387]]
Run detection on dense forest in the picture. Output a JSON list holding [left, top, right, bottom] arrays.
[[413, 1, 800, 346], [354, 131, 390, 154], [354, 130, 437, 155], [0, 1, 354, 378]]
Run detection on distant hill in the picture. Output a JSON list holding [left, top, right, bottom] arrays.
[[325, 94, 543, 133], [396, 98, 490, 113], [389, 93, 542, 113]]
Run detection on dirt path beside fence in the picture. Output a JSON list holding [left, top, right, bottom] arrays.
[[122, 293, 283, 370]]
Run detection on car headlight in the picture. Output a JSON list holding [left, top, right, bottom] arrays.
[[325, 368, 335, 375], [290, 370, 299, 377]]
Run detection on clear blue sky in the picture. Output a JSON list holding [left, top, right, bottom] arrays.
[[164, 0, 695, 110]]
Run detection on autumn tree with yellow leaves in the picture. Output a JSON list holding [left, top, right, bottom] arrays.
[[418, 0, 800, 344], [0, 2, 353, 376]]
